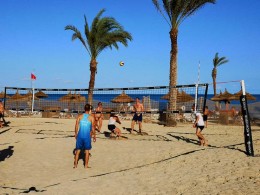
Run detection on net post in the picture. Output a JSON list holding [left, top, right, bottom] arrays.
[[240, 80, 254, 156], [3, 87, 7, 116], [202, 84, 209, 112], [194, 84, 198, 113]]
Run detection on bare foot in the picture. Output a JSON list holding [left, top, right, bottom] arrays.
[[85, 166, 91, 169], [203, 140, 208, 146], [73, 164, 77, 169]]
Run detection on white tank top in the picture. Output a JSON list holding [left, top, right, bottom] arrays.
[[108, 117, 116, 125], [196, 112, 204, 126]]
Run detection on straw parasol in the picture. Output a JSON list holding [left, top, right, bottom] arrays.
[[161, 90, 194, 102], [35, 90, 48, 98], [232, 89, 256, 101], [111, 91, 134, 103], [211, 89, 235, 110], [111, 91, 134, 112], [210, 91, 222, 101], [0, 91, 10, 99], [59, 92, 73, 102], [9, 90, 24, 110], [59, 92, 86, 112], [10, 90, 24, 100], [23, 91, 39, 101]]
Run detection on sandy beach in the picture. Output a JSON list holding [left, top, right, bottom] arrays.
[[0, 117, 259, 194]]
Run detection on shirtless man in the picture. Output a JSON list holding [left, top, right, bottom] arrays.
[[131, 97, 144, 134], [94, 102, 103, 133]]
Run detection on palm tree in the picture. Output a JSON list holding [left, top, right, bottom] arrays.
[[212, 52, 229, 96], [152, 0, 215, 126], [65, 9, 132, 104]]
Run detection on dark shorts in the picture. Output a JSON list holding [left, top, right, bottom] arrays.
[[132, 113, 142, 122], [76, 137, 92, 150], [108, 124, 116, 131], [203, 115, 208, 121], [197, 125, 204, 131]]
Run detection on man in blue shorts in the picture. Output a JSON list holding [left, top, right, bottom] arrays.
[[74, 104, 96, 169], [131, 97, 144, 134]]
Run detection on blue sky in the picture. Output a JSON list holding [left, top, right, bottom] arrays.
[[1, 0, 260, 94]]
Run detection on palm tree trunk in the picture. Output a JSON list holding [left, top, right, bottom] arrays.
[[88, 59, 97, 104], [167, 28, 178, 126], [212, 68, 219, 110], [212, 68, 217, 96]]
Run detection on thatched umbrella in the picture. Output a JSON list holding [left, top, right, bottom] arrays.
[[161, 90, 194, 102], [9, 90, 24, 110], [10, 91, 23, 100], [23, 91, 39, 101], [210, 91, 222, 101], [59, 92, 73, 109], [232, 89, 256, 101], [71, 93, 86, 112], [0, 91, 10, 99], [59, 92, 86, 112], [211, 89, 234, 110], [35, 90, 48, 98], [111, 91, 134, 112], [21, 91, 40, 110], [111, 91, 134, 103]]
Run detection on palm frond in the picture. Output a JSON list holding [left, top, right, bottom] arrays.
[[213, 52, 229, 67], [65, 25, 90, 56], [152, 0, 171, 27], [153, 0, 215, 28]]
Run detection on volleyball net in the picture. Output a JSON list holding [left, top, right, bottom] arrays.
[[1, 80, 256, 156], [3, 83, 208, 115]]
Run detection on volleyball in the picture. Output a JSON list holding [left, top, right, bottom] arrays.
[[119, 61, 124, 66]]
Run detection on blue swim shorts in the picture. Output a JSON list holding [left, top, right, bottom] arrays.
[[76, 137, 92, 150]]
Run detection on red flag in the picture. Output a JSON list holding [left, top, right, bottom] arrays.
[[31, 73, 36, 80]]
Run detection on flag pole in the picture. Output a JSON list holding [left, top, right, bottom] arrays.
[[194, 61, 200, 112], [32, 80, 35, 113], [31, 73, 35, 113]]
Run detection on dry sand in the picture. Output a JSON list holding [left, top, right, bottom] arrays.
[[0, 117, 259, 194]]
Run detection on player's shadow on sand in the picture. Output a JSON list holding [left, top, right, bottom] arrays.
[[103, 131, 112, 138], [72, 149, 86, 166], [167, 134, 205, 146], [0, 146, 14, 162]]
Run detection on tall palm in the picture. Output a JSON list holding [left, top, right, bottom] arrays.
[[212, 52, 229, 96], [152, 0, 215, 126], [65, 9, 132, 104]]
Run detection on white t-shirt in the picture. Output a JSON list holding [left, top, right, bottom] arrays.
[[108, 117, 116, 125], [196, 112, 204, 126]]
